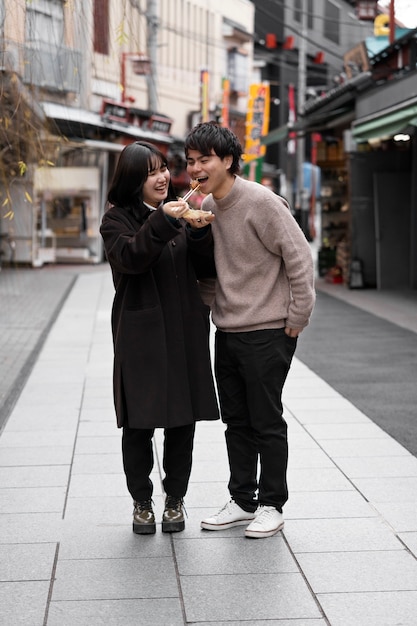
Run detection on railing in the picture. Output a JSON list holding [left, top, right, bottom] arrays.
[[0, 39, 82, 93], [23, 42, 82, 92]]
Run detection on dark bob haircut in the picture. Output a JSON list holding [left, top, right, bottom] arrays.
[[107, 141, 176, 211]]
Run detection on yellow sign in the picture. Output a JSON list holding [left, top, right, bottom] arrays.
[[221, 77, 230, 128], [243, 83, 270, 162], [374, 14, 390, 36], [200, 70, 210, 123]]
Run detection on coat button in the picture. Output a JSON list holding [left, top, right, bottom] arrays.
[[171, 241, 176, 247]]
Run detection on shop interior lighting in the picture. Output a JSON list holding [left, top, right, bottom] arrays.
[[393, 133, 410, 142]]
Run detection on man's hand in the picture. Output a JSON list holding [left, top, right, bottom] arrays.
[[182, 208, 215, 228], [285, 327, 301, 338]]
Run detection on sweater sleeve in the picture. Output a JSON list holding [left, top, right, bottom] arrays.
[[257, 196, 316, 329]]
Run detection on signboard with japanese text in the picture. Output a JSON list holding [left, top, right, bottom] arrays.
[[200, 70, 210, 123], [243, 83, 270, 162], [221, 77, 230, 128]]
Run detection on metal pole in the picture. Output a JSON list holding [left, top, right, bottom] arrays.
[[121, 53, 127, 103], [295, 0, 308, 236], [146, 0, 158, 111], [389, 0, 395, 45]]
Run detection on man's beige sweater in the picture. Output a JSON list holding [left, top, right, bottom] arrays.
[[202, 175, 315, 333]]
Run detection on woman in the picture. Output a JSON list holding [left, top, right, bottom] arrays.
[[100, 141, 219, 535]]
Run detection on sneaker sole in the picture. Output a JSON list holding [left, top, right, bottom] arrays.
[[133, 522, 156, 535], [244, 521, 284, 539], [201, 517, 255, 531]]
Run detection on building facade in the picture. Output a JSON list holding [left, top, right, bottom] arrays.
[[253, 0, 375, 196], [0, 0, 254, 266]]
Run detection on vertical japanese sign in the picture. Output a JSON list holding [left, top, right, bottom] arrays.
[[200, 69, 210, 123], [243, 83, 270, 163], [221, 77, 230, 128]]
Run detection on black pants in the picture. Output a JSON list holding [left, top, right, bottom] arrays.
[[215, 328, 297, 513], [122, 423, 195, 502]]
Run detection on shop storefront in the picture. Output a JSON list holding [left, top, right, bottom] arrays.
[[300, 29, 417, 291], [1, 100, 177, 267], [350, 71, 417, 289], [298, 73, 373, 283]]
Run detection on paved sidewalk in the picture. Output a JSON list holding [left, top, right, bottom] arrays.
[[0, 268, 76, 428], [1, 269, 417, 625]]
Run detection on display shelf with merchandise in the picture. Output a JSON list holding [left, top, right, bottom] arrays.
[[318, 159, 350, 280]]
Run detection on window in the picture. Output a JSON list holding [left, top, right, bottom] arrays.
[[24, 0, 81, 92], [294, 0, 301, 22], [227, 48, 248, 94], [324, 0, 340, 44], [294, 0, 314, 28], [94, 0, 109, 55], [308, 0, 314, 29], [25, 0, 64, 44]]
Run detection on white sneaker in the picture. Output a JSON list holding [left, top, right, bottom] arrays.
[[201, 500, 256, 530], [244, 506, 284, 538]]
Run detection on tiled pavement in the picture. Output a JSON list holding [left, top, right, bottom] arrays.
[[0, 268, 76, 424], [1, 267, 417, 625]]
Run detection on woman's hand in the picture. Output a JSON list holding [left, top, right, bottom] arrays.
[[163, 199, 189, 219], [163, 201, 214, 229]]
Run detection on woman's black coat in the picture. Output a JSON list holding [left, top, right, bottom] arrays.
[[100, 203, 220, 429]]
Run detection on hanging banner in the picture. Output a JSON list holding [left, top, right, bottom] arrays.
[[287, 83, 297, 155], [200, 69, 210, 123], [242, 157, 264, 182], [243, 83, 270, 162], [221, 77, 230, 128]]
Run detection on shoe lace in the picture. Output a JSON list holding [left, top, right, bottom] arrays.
[[134, 499, 153, 513], [218, 500, 236, 517], [255, 506, 276, 522], [165, 496, 187, 517]]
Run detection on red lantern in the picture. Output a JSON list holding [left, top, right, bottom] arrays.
[[265, 33, 277, 49]]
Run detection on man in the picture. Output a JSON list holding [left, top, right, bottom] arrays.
[[184, 122, 315, 538]]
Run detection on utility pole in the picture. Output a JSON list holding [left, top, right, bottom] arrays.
[[146, 0, 158, 111], [295, 0, 308, 236]]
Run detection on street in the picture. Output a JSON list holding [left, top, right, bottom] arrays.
[[296, 287, 417, 457]]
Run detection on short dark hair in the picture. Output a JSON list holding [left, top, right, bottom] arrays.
[[107, 141, 175, 210], [185, 122, 242, 175]]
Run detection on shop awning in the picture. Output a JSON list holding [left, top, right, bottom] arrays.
[[261, 124, 292, 147], [352, 102, 417, 141], [261, 107, 355, 147], [41, 102, 174, 144]]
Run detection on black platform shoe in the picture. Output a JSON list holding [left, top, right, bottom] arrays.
[[162, 496, 185, 533], [132, 499, 156, 534]]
